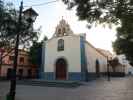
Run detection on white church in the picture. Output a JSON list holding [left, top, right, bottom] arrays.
[[40, 19, 108, 81]]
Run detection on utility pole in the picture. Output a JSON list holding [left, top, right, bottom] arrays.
[[7, 1, 23, 100]]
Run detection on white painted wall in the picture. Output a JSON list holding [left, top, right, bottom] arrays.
[[85, 42, 107, 73], [44, 35, 81, 73]]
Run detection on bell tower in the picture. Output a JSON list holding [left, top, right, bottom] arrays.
[[53, 18, 74, 37]]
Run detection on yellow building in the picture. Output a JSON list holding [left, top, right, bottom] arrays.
[[0, 49, 37, 79]]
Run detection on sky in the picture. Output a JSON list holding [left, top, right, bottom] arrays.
[[8, 0, 117, 53]]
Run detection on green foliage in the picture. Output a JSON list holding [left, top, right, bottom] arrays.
[[0, 0, 39, 49], [113, 21, 133, 65], [113, 1, 133, 65], [62, 0, 133, 64], [28, 36, 48, 65], [62, 0, 121, 27], [28, 41, 42, 65], [62, 0, 133, 31]]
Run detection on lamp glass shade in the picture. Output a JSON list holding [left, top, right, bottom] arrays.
[[23, 8, 38, 22]]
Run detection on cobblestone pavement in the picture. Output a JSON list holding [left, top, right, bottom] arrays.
[[0, 76, 133, 100]]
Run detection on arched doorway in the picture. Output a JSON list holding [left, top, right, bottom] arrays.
[[55, 58, 67, 80], [96, 59, 100, 77]]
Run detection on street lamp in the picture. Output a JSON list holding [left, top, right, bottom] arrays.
[[7, 1, 38, 100], [107, 56, 110, 81], [23, 8, 38, 23]]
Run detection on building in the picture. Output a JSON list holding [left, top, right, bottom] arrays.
[[0, 49, 37, 79], [97, 48, 113, 60], [115, 55, 133, 75], [40, 19, 108, 81]]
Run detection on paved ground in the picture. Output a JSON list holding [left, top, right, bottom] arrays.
[[0, 76, 133, 100]]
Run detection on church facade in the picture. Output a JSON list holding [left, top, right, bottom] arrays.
[[40, 19, 107, 81]]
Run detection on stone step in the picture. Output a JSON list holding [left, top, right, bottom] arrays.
[[16, 80, 82, 88]]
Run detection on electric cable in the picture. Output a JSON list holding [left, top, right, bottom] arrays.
[[24, 0, 59, 7]]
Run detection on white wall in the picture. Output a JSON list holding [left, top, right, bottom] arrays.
[[85, 42, 107, 73], [115, 55, 133, 74], [44, 35, 81, 73]]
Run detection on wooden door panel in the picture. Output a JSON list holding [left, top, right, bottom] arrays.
[[56, 58, 67, 80]]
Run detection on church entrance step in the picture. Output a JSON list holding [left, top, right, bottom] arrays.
[[16, 79, 82, 88]]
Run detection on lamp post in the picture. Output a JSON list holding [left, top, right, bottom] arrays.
[[7, 1, 38, 100], [107, 56, 110, 81], [0, 48, 4, 76]]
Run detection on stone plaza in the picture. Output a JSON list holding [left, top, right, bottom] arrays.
[[0, 76, 133, 100]]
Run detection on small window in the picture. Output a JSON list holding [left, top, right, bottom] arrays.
[[9, 56, 14, 61], [19, 57, 24, 63], [58, 39, 64, 51]]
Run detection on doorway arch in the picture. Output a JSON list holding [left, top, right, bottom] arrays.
[[55, 58, 67, 80]]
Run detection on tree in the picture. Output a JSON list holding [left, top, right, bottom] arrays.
[[113, 26, 133, 65], [0, 1, 40, 80], [28, 42, 42, 65], [28, 36, 48, 65], [28, 36, 47, 78], [62, 0, 124, 27], [0, 1, 39, 50], [0, 0, 40, 64], [112, 2, 133, 65], [62, 0, 133, 64], [62, 0, 133, 26]]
